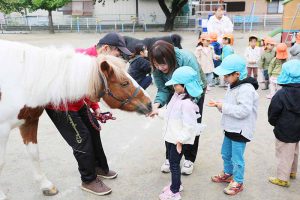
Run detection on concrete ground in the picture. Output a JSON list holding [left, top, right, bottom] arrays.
[[0, 31, 299, 200]]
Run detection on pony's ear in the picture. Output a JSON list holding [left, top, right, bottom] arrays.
[[100, 60, 115, 79]]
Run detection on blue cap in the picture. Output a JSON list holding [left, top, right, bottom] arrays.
[[214, 54, 247, 80], [165, 66, 203, 97], [277, 59, 300, 85]]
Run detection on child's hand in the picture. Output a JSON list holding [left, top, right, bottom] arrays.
[[176, 142, 182, 154], [207, 99, 217, 107], [216, 102, 223, 111]]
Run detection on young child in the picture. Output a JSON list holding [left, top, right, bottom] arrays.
[[158, 66, 204, 200], [128, 43, 152, 89], [267, 43, 288, 99], [219, 34, 234, 87], [209, 32, 222, 85], [259, 37, 276, 90], [195, 33, 219, 91], [244, 35, 261, 80], [290, 32, 300, 60], [268, 59, 300, 187], [209, 54, 259, 195], [221, 34, 234, 60]]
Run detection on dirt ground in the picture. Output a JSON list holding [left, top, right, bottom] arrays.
[[0, 31, 299, 200]]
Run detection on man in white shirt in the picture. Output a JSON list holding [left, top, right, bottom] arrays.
[[207, 6, 234, 44]]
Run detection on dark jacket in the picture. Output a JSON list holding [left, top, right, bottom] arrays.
[[210, 41, 222, 67], [128, 56, 152, 84], [268, 84, 300, 143]]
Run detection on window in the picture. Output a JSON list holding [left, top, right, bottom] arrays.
[[225, 1, 246, 12], [267, 0, 284, 14]]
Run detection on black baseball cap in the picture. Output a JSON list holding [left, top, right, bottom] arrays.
[[97, 32, 132, 56]]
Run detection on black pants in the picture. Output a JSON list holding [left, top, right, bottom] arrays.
[[167, 142, 183, 193], [138, 75, 152, 90], [46, 105, 109, 182], [165, 93, 205, 162]]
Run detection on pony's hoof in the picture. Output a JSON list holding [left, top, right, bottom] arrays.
[[42, 186, 59, 196]]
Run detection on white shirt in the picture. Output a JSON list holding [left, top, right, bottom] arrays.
[[207, 15, 234, 43], [244, 46, 261, 68]]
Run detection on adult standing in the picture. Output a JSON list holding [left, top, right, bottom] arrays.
[[148, 40, 207, 175], [46, 32, 132, 196], [207, 6, 234, 44]]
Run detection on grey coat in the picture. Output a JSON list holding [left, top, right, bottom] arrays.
[[290, 43, 300, 60], [221, 83, 259, 141]]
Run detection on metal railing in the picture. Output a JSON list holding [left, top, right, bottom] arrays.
[[0, 14, 282, 33]]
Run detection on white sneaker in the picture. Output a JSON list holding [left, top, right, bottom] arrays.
[[181, 160, 194, 175], [161, 159, 170, 173]]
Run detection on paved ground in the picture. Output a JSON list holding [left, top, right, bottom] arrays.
[[0, 31, 299, 200]]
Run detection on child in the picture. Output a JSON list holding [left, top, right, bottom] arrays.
[[290, 32, 300, 60], [268, 59, 300, 187], [195, 33, 219, 91], [209, 54, 259, 195], [219, 34, 234, 87], [259, 37, 276, 90], [267, 43, 288, 99], [210, 32, 222, 85], [221, 34, 234, 60], [128, 43, 152, 89], [244, 35, 261, 80], [158, 66, 203, 200]]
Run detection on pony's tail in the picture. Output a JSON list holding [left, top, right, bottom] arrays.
[[171, 34, 182, 49]]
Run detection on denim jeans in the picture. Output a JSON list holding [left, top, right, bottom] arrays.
[[221, 136, 246, 183], [167, 142, 183, 193]]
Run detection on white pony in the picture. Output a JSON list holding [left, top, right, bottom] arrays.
[[0, 39, 152, 199]]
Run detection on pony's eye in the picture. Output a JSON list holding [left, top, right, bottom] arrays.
[[120, 81, 129, 87]]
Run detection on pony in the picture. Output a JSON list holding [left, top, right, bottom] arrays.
[[124, 34, 182, 53], [0, 39, 152, 199]]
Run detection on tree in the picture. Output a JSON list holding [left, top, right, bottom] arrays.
[[31, 0, 71, 34], [0, 0, 29, 14], [0, 0, 70, 34], [93, 0, 188, 32], [158, 0, 188, 31]]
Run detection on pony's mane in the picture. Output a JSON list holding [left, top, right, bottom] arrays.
[[0, 40, 130, 111], [0, 39, 97, 107], [88, 54, 128, 99]]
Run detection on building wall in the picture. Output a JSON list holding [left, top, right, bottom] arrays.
[[93, 0, 166, 23]]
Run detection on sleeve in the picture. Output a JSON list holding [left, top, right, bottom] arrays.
[[222, 85, 255, 119], [207, 18, 214, 33], [259, 53, 265, 68], [268, 92, 283, 126], [194, 48, 202, 65], [254, 48, 261, 63], [177, 102, 198, 144], [244, 47, 250, 63], [223, 17, 234, 33], [268, 57, 276, 75], [140, 59, 152, 74], [84, 98, 100, 111], [153, 70, 172, 107]]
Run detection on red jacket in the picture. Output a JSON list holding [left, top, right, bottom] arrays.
[[46, 46, 100, 112]]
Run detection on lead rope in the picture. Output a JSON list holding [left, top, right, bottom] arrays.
[[86, 105, 102, 132]]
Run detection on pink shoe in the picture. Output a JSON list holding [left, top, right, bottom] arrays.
[[162, 183, 183, 192], [159, 189, 181, 200]]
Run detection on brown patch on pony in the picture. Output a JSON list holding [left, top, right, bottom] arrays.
[[18, 107, 44, 144]]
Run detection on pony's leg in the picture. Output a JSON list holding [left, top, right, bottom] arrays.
[[19, 119, 58, 196], [0, 123, 10, 200]]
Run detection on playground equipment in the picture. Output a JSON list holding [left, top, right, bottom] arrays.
[[281, 0, 299, 45]]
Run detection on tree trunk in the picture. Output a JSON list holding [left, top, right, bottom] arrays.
[[164, 14, 176, 32], [48, 10, 54, 34]]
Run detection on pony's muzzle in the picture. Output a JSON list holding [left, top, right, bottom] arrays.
[[137, 102, 152, 115]]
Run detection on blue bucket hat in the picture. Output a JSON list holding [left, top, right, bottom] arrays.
[[277, 59, 300, 85], [214, 54, 247, 80], [165, 66, 203, 97]]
